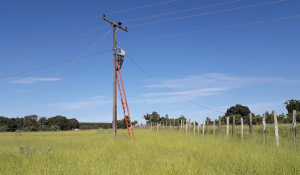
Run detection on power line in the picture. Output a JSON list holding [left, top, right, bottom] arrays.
[[5, 29, 112, 117], [129, 0, 287, 27], [123, 15, 300, 44], [0, 50, 111, 80], [0, 45, 111, 78], [117, 32, 161, 114], [117, 33, 224, 114], [0, 33, 107, 69], [0, 26, 109, 63], [0, 0, 178, 54], [106, 0, 179, 15], [123, 0, 242, 22]]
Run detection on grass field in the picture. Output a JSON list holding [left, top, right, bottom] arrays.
[[0, 128, 300, 174]]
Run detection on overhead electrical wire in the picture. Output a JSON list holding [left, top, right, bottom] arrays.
[[123, 0, 242, 22], [117, 32, 161, 114], [129, 0, 287, 27], [123, 15, 300, 44], [0, 26, 110, 63], [0, 33, 108, 69], [117, 33, 225, 114], [0, 45, 111, 78], [106, 0, 179, 15], [5, 29, 112, 117], [0, 0, 240, 63], [0, 50, 111, 80], [0, 0, 178, 54]]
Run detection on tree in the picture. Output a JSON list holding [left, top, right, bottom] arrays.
[[38, 117, 48, 126], [68, 118, 79, 129], [143, 111, 161, 123], [225, 104, 251, 124], [48, 115, 71, 131], [24, 115, 38, 127], [284, 99, 300, 114], [132, 120, 138, 126]]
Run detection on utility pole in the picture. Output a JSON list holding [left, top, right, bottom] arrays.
[[103, 15, 128, 138]]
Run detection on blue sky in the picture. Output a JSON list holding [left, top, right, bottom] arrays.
[[0, 0, 299, 123]]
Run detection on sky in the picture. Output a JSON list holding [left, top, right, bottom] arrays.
[[0, 0, 299, 123]]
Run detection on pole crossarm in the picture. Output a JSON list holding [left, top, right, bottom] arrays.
[[103, 15, 128, 32]]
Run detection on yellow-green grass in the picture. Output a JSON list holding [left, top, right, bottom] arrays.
[[0, 129, 299, 174]]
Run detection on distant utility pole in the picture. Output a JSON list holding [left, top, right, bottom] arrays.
[[103, 15, 128, 138]]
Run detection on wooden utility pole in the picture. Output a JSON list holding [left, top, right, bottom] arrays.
[[103, 15, 128, 138]]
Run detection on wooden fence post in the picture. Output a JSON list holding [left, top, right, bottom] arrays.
[[170, 121, 171, 130], [213, 119, 215, 135], [193, 119, 195, 134], [198, 120, 200, 134], [157, 122, 158, 131], [188, 118, 191, 132], [185, 120, 188, 133], [206, 117, 209, 134], [293, 110, 297, 141], [232, 115, 235, 136], [202, 120, 205, 135], [241, 117, 243, 139], [274, 112, 279, 146], [249, 113, 253, 136], [263, 113, 266, 137], [218, 116, 221, 135], [226, 117, 229, 136]]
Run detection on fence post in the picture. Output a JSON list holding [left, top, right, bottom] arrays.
[[249, 113, 253, 136], [218, 116, 221, 135], [274, 112, 279, 146], [232, 115, 235, 136], [213, 119, 215, 135], [263, 113, 266, 137], [193, 119, 195, 134], [198, 120, 200, 134], [185, 120, 188, 133], [241, 117, 243, 139], [157, 122, 158, 131], [206, 117, 209, 134], [188, 118, 191, 132], [226, 117, 229, 136], [293, 110, 297, 141], [202, 120, 205, 135]]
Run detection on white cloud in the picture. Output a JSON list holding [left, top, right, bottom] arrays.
[[11, 77, 62, 84]]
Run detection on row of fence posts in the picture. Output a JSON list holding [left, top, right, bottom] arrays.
[[136, 110, 297, 145]]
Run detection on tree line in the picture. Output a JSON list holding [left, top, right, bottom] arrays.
[[143, 99, 300, 125], [80, 118, 138, 130], [0, 114, 139, 132], [0, 115, 79, 132]]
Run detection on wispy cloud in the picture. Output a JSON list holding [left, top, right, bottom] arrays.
[[10, 77, 62, 84], [146, 73, 297, 89], [16, 89, 31, 93], [51, 96, 111, 110]]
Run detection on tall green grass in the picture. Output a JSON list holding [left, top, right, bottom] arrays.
[[0, 128, 299, 174]]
